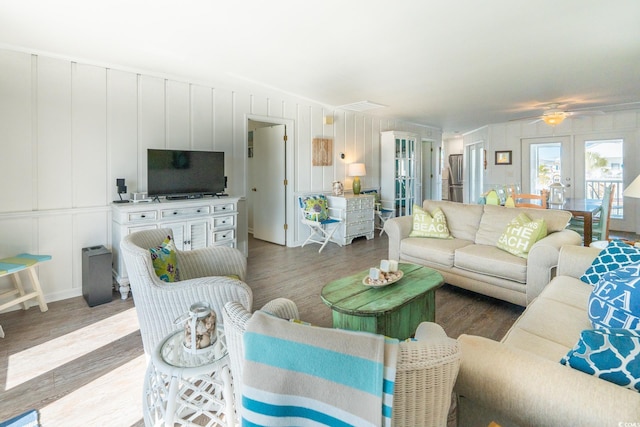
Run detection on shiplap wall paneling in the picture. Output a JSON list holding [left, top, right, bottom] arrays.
[[0, 50, 32, 213], [343, 112, 358, 191], [137, 75, 165, 191], [333, 111, 347, 184], [72, 63, 107, 208], [0, 218, 34, 289], [38, 214, 73, 298], [232, 92, 250, 198], [107, 69, 138, 198], [37, 57, 72, 210], [190, 85, 214, 151], [296, 104, 312, 191], [213, 89, 233, 194], [166, 80, 190, 150], [310, 106, 328, 191]]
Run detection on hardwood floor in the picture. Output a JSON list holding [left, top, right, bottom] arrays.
[[0, 233, 528, 425]]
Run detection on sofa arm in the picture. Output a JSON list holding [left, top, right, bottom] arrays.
[[525, 229, 582, 303], [456, 335, 640, 427], [557, 245, 602, 278], [385, 215, 413, 261]]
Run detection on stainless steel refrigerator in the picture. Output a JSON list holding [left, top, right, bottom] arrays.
[[448, 154, 463, 202]]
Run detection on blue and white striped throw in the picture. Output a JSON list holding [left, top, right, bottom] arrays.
[[242, 310, 398, 427]]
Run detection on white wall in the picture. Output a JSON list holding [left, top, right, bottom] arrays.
[[0, 48, 441, 305], [463, 112, 640, 232]]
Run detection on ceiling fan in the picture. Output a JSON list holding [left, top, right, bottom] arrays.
[[513, 103, 605, 126]]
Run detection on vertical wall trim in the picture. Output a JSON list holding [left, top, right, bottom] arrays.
[[105, 69, 112, 205], [136, 74, 143, 186], [31, 54, 39, 211], [70, 62, 77, 208], [211, 88, 216, 150]]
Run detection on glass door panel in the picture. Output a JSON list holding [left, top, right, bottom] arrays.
[[522, 137, 573, 197]]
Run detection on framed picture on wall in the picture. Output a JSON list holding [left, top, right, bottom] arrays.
[[495, 150, 512, 165]]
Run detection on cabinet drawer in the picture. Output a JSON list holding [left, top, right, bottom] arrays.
[[345, 221, 374, 236], [127, 211, 157, 222], [213, 240, 236, 248], [346, 210, 374, 223], [160, 205, 210, 219], [213, 229, 235, 243], [213, 203, 236, 213], [213, 215, 235, 229]]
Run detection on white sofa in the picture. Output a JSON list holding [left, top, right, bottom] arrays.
[[455, 245, 640, 426], [384, 200, 582, 306]]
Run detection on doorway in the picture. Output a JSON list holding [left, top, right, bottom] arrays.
[[465, 141, 484, 204], [247, 120, 287, 245], [522, 134, 634, 232], [421, 139, 434, 201]]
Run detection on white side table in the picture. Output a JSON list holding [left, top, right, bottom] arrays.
[[143, 327, 235, 427]]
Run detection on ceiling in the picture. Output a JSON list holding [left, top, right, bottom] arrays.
[[1, 0, 639, 134]]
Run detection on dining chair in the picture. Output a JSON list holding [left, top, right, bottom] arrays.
[[298, 194, 343, 252], [361, 189, 395, 235], [568, 183, 616, 242], [514, 189, 548, 209]]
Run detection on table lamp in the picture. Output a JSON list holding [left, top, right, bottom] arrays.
[[623, 175, 640, 198], [348, 163, 366, 195]]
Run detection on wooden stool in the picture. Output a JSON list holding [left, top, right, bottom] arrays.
[[0, 253, 51, 337]]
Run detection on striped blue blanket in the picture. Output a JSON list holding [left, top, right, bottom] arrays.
[[242, 311, 399, 427]]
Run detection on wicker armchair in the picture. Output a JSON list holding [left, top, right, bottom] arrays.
[[222, 300, 460, 427], [120, 228, 252, 356]]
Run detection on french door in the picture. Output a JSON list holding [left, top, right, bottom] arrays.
[[522, 135, 633, 231]]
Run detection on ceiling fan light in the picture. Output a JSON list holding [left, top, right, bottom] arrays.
[[542, 112, 566, 126]]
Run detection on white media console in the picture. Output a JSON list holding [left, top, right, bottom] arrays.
[[111, 197, 240, 299]]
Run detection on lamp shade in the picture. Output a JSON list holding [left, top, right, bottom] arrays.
[[348, 163, 366, 177], [624, 175, 640, 198], [542, 112, 566, 126]]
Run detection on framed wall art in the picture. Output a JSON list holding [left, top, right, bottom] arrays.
[[495, 150, 512, 165]]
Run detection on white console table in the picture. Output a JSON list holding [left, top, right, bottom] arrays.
[[111, 197, 240, 299], [327, 194, 375, 245]]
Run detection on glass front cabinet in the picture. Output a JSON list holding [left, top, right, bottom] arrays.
[[381, 131, 417, 217]]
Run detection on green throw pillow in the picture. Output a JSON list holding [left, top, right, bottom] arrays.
[[301, 195, 329, 221], [149, 236, 180, 282], [497, 213, 547, 259], [409, 205, 452, 239]]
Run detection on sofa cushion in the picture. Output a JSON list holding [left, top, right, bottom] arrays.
[[422, 200, 484, 242], [502, 276, 592, 361], [475, 205, 571, 246], [561, 328, 640, 393], [496, 213, 547, 259], [580, 239, 640, 285], [454, 244, 527, 283], [401, 237, 473, 268], [409, 205, 452, 239], [588, 261, 640, 329]]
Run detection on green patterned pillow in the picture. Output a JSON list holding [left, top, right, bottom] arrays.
[[409, 205, 452, 239], [149, 235, 180, 282], [301, 195, 329, 221], [497, 213, 547, 259]]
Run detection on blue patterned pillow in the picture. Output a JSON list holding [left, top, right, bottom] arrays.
[[561, 328, 640, 393], [580, 239, 640, 285], [588, 261, 640, 329]]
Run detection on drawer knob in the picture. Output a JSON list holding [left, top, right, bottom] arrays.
[[141, 215, 146, 218], [173, 211, 178, 215]]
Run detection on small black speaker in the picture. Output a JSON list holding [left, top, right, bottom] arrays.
[[116, 178, 127, 194]]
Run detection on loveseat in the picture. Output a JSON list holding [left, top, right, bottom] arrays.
[[384, 200, 582, 306], [455, 245, 640, 426]]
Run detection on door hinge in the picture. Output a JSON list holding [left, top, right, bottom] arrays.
[[284, 179, 288, 186], [283, 135, 288, 142], [284, 223, 288, 230]]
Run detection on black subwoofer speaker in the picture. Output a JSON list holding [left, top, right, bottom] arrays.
[[82, 245, 113, 307]]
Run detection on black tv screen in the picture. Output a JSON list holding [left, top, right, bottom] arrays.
[[147, 149, 225, 198]]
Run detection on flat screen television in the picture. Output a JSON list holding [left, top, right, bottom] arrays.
[[147, 149, 225, 198]]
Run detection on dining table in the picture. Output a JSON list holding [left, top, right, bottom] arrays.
[[549, 198, 602, 246]]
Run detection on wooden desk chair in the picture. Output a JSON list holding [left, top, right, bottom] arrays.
[[568, 183, 616, 241], [514, 189, 548, 209]]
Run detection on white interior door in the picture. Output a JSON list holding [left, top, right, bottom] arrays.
[[252, 124, 286, 245], [465, 142, 484, 203]]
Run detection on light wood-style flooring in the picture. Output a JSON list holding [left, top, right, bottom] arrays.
[[3, 230, 594, 425]]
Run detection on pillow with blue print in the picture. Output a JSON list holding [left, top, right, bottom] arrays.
[[580, 239, 640, 285]]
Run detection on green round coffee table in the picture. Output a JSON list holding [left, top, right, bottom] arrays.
[[320, 263, 444, 340]]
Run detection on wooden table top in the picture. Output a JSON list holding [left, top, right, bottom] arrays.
[[320, 263, 444, 316]]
